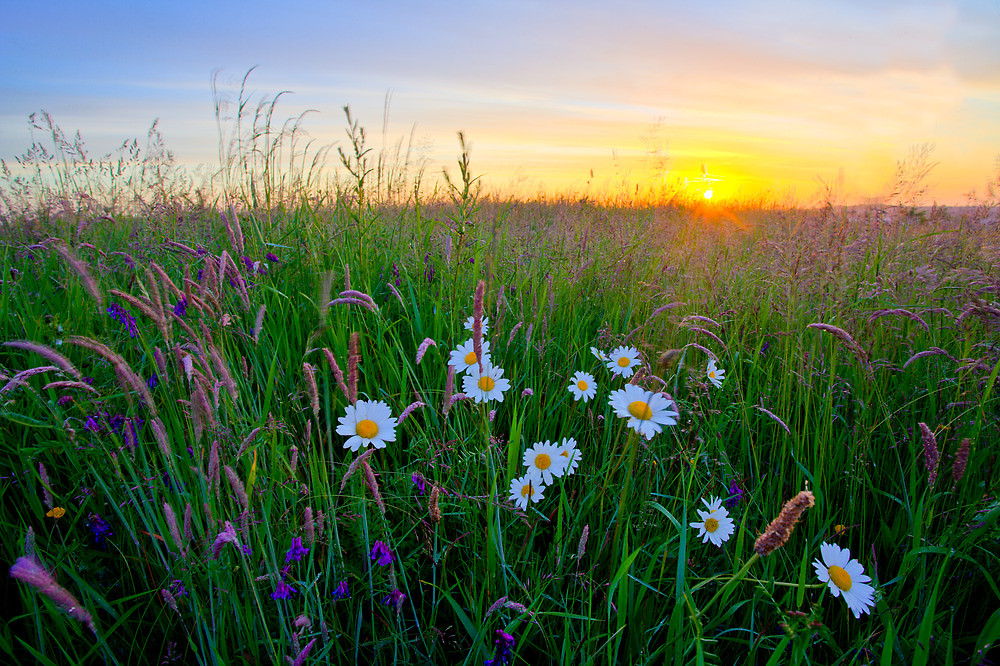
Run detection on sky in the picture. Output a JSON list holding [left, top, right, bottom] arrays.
[[2, 0, 999, 205]]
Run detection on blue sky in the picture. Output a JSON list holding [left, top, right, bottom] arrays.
[[2, 0, 999, 203]]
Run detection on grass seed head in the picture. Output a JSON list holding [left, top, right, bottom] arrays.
[[754, 490, 815, 556]]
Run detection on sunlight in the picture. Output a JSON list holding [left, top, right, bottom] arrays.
[[703, 189, 714, 200]]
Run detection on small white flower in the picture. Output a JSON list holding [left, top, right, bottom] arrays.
[[707, 359, 725, 388], [449, 338, 492, 374], [567, 371, 597, 402], [556, 437, 581, 475], [608, 384, 679, 440], [523, 441, 569, 485], [606, 345, 641, 378], [590, 346, 607, 362], [508, 473, 545, 510], [462, 361, 511, 403], [336, 400, 398, 452], [464, 315, 489, 335], [813, 542, 876, 619], [689, 496, 735, 547]]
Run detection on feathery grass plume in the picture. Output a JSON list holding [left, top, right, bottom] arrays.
[[341, 448, 376, 491], [289, 445, 299, 476], [429, 484, 442, 523], [229, 203, 246, 255], [806, 322, 870, 372], [164, 502, 184, 553], [755, 405, 791, 435], [397, 401, 425, 426], [225, 465, 248, 510], [953, 438, 971, 486], [344, 263, 351, 291], [415, 338, 436, 364], [485, 596, 508, 618], [9, 556, 95, 633], [208, 440, 221, 500], [524, 322, 534, 349], [222, 211, 239, 254], [322, 348, 350, 400], [303, 507, 315, 544], [209, 346, 238, 401], [150, 417, 171, 458], [507, 322, 522, 348], [217, 250, 229, 295], [303, 362, 320, 419], [237, 427, 261, 458], [918, 422, 941, 488], [681, 314, 722, 328], [340, 289, 378, 309], [4, 341, 82, 380], [253, 304, 266, 343], [576, 524, 590, 568], [170, 310, 200, 345], [164, 240, 200, 256], [443, 393, 467, 415], [686, 326, 729, 352], [361, 461, 386, 515], [754, 490, 815, 556], [153, 347, 168, 384], [1, 365, 60, 396], [902, 347, 960, 370], [151, 261, 184, 300], [292, 638, 318, 666], [38, 463, 54, 509], [145, 267, 166, 332], [183, 503, 193, 542], [347, 332, 360, 405], [473, 279, 485, 372], [442, 364, 456, 413], [316, 510, 325, 539], [867, 308, 930, 333], [210, 521, 240, 559], [223, 254, 251, 311], [161, 588, 180, 615], [54, 242, 103, 309], [68, 337, 156, 414], [681, 342, 718, 361], [328, 296, 378, 311], [386, 281, 405, 308], [657, 349, 681, 370], [109, 288, 164, 332]]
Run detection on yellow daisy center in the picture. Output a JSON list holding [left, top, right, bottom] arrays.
[[520, 483, 534, 498], [704, 517, 719, 533], [534, 453, 552, 470], [356, 419, 379, 439], [617, 356, 631, 368], [828, 565, 853, 591], [709, 370, 716, 379], [478, 376, 495, 392], [464, 351, 477, 365], [577, 380, 588, 391], [628, 400, 652, 420]]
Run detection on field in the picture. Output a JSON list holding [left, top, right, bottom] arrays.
[[1, 110, 1000, 665]]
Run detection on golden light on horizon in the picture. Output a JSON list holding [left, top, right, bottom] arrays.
[[703, 189, 714, 200]]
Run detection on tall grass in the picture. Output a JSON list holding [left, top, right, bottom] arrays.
[[1, 93, 999, 665]]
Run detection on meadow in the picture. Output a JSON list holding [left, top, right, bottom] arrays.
[[1, 103, 1000, 665]]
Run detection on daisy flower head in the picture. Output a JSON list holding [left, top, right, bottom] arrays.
[[590, 346, 607, 362], [449, 338, 492, 374], [706, 359, 725, 388], [567, 371, 597, 402], [689, 497, 735, 547], [606, 345, 642, 378], [336, 400, 398, 452], [508, 473, 546, 511], [462, 361, 511, 403], [464, 315, 489, 335], [608, 384, 679, 440], [813, 542, 876, 619], [556, 437, 581, 475], [523, 441, 569, 485]]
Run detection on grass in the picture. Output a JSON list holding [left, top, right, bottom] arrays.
[[1, 98, 999, 665]]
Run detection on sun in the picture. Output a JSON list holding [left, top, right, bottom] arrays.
[[703, 189, 714, 200]]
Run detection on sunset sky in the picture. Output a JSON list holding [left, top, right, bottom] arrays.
[[2, 0, 999, 205]]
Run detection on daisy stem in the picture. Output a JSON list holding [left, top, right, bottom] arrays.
[[610, 430, 640, 567], [697, 552, 760, 619]]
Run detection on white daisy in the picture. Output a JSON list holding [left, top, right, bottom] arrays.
[[523, 441, 569, 485], [336, 400, 398, 452], [590, 346, 607, 362], [449, 338, 492, 374], [556, 437, 581, 475], [606, 345, 641, 379], [508, 473, 545, 511], [608, 384, 679, 440], [813, 542, 876, 619], [689, 496, 735, 547], [567, 371, 597, 402], [463, 315, 489, 335], [707, 359, 725, 388], [462, 361, 511, 403]]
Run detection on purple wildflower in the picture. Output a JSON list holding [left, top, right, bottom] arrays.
[[85, 415, 102, 432], [57, 395, 73, 407], [332, 580, 350, 600], [147, 372, 158, 389], [484, 629, 516, 666], [241, 256, 254, 271], [381, 588, 406, 611], [87, 513, 114, 547], [265, 252, 279, 263], [271, 579, 297, 600], [285, 536, 310, 563], [411, 473, 426, 495], [173, 298, 187, 317], [106, 302, 138, 338], [725, 481, 745, 509], [370, 540, 392, 566]]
